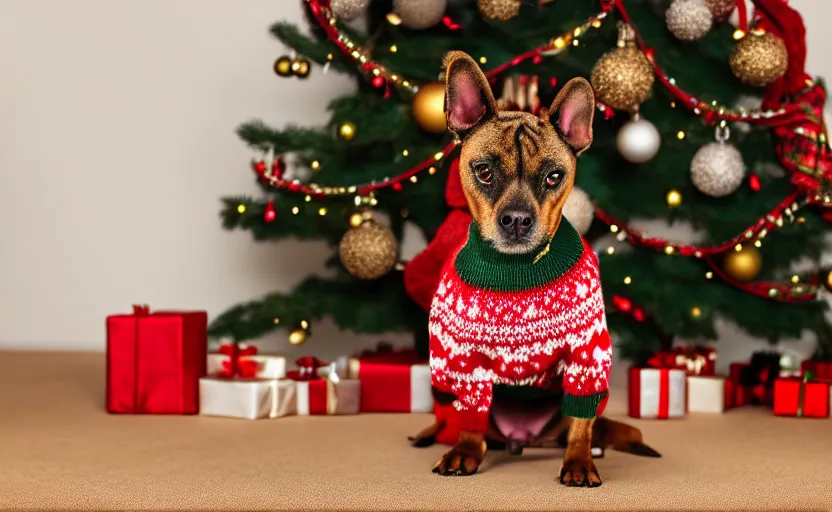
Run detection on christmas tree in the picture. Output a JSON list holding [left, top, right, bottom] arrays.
[[209, 0, 832, 363]]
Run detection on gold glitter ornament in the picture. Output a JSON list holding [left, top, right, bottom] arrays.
[[729, 32, 789, 87], [339, 220, 398, 280], [412, 81, 447, 133], [392, 0, 447, 30], [288, 328, 308, 345], [705, 0, 736, 18], [825, 269, 832, 292], [666, 0, 713, 41], [330, 0, 370, 21], [722, 245, 762, 282], [477, 0, 522, 21], [273, 56, 293, 77], [591, 23, 654, 112]]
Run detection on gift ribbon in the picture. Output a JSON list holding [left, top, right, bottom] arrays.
[[131, 304, 150, 412], [796, 371, 813, 418], [288, 356, 339, 414], [218, 343, 259, 379]]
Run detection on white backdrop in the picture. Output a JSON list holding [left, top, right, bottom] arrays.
[[0, 0, 828, 369]]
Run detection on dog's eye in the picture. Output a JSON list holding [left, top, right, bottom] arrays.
[[545, 171, 563, 188], [474, 163, 493, 184]]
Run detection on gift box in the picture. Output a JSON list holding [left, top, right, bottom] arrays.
[[627, 367, 686, 419], [288, 356, 360, 415], [106, 305, 207, 414], [801, 360, 832, 382], [206, 342, 286, 380], [647, 346, 716, 376], [729, 351, 780, 406], [773, 375, 830, 418], [687, 376, 734, 413], [199, 377, 296, 419], [342, 348, 432, 413]]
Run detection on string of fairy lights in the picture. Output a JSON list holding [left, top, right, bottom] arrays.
[[237, 0, 831, 308]]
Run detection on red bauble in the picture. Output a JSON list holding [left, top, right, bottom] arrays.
[[253, 160, 267, 175], [392, 182, 403, 192], [632, 308, 646, 322], [372, 76, 385, 88], [749, 173, 761, 192], [264, 201, 277, 223], [611, 295, 632, 313]]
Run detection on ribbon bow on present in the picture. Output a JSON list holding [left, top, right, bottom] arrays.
[[217, 342, 259, 379], [285, 356, 330, 382], [647, 346, 716, 376], [132, 304, 151, 316]]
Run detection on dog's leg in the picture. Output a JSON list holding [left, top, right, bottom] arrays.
[[558, 417, 602, 487], [432, 431, 487, 476]]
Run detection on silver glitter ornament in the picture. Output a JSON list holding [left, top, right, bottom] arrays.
[[331, 0, 370, 21], [690, 126, 746, 197], [393, 0, 447, 30], [666, 0, 713, 41], [563, 187, 595, 236]]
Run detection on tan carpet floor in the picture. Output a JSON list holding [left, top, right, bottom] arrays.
[[1, 351, 831, 511]]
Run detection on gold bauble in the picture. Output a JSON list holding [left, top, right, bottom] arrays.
[[590, 45, 655, 112], [477, 0, 521, 21], [288, 328, 307, 345], [339, 221, 398, 280], [729, 33, 788, 87], [291, 58, 311, 79], [722, 245, 762, 282], [338, 121, 357, 141], [274, 56, 293, 77], [412, 82, 447, 133], [825, 269, 832, 292], [666, 189, 683, 207]]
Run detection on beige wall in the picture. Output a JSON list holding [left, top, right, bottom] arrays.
[[0, 0, 828, 368]]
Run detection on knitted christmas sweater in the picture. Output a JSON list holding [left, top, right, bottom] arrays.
[[429, 219, 612, 434]]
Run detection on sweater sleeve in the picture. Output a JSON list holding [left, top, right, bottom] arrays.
[[560, 255, 613, 419]]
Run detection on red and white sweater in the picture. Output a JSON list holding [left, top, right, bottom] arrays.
[[429, 219, 612, 434]]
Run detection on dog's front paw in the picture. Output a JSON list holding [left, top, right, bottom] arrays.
[[559, 458, 602, 487], [432, 443, 485, 476]]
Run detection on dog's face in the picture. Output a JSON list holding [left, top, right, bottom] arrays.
[[443, 51, 595, 254]]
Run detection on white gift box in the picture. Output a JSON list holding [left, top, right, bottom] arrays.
[[199, 377, 296, 420], [207, 352, 286, 380], [628, 367, 686, 419], [687, 375, 731, 413]]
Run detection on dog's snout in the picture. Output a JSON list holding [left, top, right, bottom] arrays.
[[499, 210, 535, 237]]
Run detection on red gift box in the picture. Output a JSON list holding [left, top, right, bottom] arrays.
[[801, 360, 832, 382], [773, 377, 830, 418], [344, 348, 432, 413], [106, 305, 207, 414], [648, 346, 716, 376]]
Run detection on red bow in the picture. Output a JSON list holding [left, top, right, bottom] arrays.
[[647, 346, 716, 376], [217, 343, 259, 379], [285, 356, 330, 381], [132, 304, 150, 316]]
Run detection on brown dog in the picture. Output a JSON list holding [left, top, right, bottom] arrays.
[[424, 51, 612, 486]]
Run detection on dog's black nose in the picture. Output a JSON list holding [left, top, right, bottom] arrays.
[[499, 210, 535, 237]]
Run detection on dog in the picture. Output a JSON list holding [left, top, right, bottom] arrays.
[[421, 51, 621, 487]]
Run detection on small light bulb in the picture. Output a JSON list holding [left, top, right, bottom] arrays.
[[754, 240, 762, 248], [677, 131, 685, 140], [664, 246, 675, 255], [666, 190, 682, 208], [610, 225, 619, 233], [410, 176, 418, 183], [434, 152, 444, 161], [389, 44, 397, 53], [691, 306, 702, 318], [554, 37, 566, 49], [624, 276, 632, 284], [791, 275, 800, 284], [591, 19, 602, 29], [349, 213, 365, 228], [311, 160, 320, 170], [305, 195, 312, 202], [318, 207, 327, 216], [428, 166, 437, 175], [479, 56, 487, 64], [734, 244, 743, 251], [300, 320, 309, 330], [705, 271, 713, 279], [273, 317, 280, 324], [733, 29, 746, 40], [237, 204, 246, 214], [402, 149, 409, 156], [291, 206, 299, 214], [606, 247, 615, 255]]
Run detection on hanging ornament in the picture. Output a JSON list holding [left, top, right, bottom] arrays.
[[291, 57, 311, 79], [392, 0, 447, 30], [590, 23, 654, 112], [824, 269, 832, 292], [616, 113, 661, 164], [705, 0, 736, 18], [562, 187, 595, 236], [274, 56, 293, 77], [337, 121, 357, 141], [666, 0, 713, 41], [412, 82, 447, 133], [477, 0, 521, 21], [690, 122, 746, 197], [330, 0, 370, 21], [339, 219, 398, 280], [288, 328, 308, 345], [271, 157, 286, 180], [749, 173, 761, 192], [722, 245, 762, 282], [264, 201, 277, 223], [729, 32, 788, 87], [666, 189, 683, 207]]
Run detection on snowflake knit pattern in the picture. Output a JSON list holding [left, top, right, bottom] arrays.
[[429, 218, 612, 434]]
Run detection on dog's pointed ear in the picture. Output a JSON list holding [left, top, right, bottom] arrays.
[[443, 51, 498, 136], [547, 77, 595, 155]]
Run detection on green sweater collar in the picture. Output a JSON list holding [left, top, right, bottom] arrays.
[[454, 219, 584, 292]]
